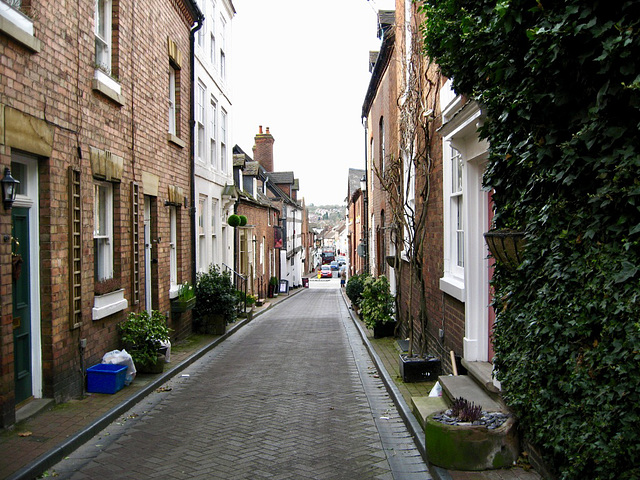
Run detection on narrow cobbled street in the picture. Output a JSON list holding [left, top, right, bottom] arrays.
[[50, 282, 431, 479]]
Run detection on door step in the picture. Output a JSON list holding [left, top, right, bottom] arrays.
[[438, 375, 507, 413]]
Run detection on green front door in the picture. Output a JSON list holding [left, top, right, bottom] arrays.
[[12, 207, 32, 404]]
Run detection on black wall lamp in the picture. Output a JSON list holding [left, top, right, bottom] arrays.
[[2, 168, 19, 210]]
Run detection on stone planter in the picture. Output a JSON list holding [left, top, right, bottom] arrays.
[[171, 296, 196, 313], [399, 354, 441, 382], [424, 414, 519, 470]]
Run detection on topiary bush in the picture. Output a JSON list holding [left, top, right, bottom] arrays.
[[227, 214, 240, 227], [422, 2, 640, 479]]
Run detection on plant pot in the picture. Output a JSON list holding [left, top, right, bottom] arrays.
[[171, 296, 196, 313], [399, 354, 441, 382], [424, 414, 519, 470], [197, 313, 226, 335], [483, 229, 526, 269], [373, 321, 396, 339], [136, 354, 165, 374]]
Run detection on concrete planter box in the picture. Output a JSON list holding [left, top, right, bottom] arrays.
[[424, 414, 519, 470]]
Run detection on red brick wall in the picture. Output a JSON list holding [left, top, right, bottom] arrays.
[[237, 201, 279, 299], [0, 0, 197, 423]]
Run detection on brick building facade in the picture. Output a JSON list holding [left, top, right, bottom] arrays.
[[0, 0, 201, 426]]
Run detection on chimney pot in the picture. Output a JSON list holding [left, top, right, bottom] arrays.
[[259, 125, 263, 134]]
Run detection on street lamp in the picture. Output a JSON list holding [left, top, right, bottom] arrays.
[[2, 168, 20, 210]]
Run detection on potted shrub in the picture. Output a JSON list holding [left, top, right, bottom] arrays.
[[171, 281, 196, 313], [268, 276, 278, 298], [359, 275, 396, 338], [118, 310, 171, 374], [345, 272, 369, 313], [194, 265, 237, 335]]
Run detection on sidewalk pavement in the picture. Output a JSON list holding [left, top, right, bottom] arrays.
[[1, 282, 541, 480]]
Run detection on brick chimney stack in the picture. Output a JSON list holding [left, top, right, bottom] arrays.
[[252, 125, 275, 172]]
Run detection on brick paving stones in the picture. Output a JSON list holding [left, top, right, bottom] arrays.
[[48, 288, 432, 480]]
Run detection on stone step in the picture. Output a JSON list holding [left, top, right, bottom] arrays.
[[461, 359, 501, 394], [438, 375, 506, 413], [411, 395, 448, 430]]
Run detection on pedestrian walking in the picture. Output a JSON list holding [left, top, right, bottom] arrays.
[[340, 269, 346, 287]]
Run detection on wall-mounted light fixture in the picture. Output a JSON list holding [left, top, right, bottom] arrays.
[[2, 168, 20, 210]]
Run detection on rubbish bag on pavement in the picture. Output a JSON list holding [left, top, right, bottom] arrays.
[[102, 349, 136, 385]]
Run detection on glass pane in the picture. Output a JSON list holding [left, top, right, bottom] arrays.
[[10, 161, 26, 195], [94, 184, 107, 236]]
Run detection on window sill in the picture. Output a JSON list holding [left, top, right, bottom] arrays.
[[92, 70, 124, 106], [167, 133, 186, 148], [92, 288, 128, 320], [0, 6, 41, 52], [169, 285, 179, 299], [439, 275, 465, 303]]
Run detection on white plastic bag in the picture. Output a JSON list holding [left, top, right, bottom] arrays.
[[428, 381, 442, 397], [102, 349, 136, 385]]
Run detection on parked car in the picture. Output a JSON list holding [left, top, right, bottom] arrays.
[[320, 265, 332, 278], [337, 256, 347, 266], [330, 261, 340, 271]]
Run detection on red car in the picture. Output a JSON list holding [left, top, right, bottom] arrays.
[[320, 265, 332, 278]]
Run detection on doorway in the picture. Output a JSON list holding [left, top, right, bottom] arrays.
[[10, 154, 42, 404]]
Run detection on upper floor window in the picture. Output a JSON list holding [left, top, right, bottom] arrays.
[[220, 108, 227, 172], [210, 96, 218, 167], [379, 116, 385, 173], [450, 146, 464, 269], [197, 18, 204, 48], [220, 17, 227, 80], [95, 0, 112, 72], [168, 67, 177, 135], [196, 81, 206, 162]]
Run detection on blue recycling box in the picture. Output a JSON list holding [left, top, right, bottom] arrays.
[[87, 363, 127, 394]]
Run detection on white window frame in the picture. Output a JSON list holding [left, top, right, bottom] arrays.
[[94, 0, 112, 72], [210, 96, 218, 168], [94, 181, 113, 281], [168, 67, 177, 135], [198, 196, 207, 271], [211, 198, 218, 264], [220, 108, 227, 172], [196, 81, 206, 163], [219, 16, 227, 80], [440, 142, 465, 301]]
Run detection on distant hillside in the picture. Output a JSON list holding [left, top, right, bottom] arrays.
[[307, 204, 345, 226]]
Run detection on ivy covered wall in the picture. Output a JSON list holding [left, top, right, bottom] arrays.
[[421, 1, 640, 479]]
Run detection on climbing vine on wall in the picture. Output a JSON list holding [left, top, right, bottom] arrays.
[[421, 1, 640, 479]]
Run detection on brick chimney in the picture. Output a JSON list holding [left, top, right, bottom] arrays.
[[252, 125, 275, 172]]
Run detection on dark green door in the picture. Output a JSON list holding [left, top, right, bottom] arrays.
[[12, 207, 31, 404]]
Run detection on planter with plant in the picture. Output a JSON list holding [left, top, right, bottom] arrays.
[[359, 275, 396, 338], [93, 277, 127, 320], [194, 265, 237, 335], [118, 310, 171, 374], [171, 281, 196, 313], [268, 276, 278, 298], [425, 397, 518, 470], [345, 272, 369, 314]]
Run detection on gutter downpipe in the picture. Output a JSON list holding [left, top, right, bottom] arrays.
[[190, 14, 204, 287], [362, 116, 369, 274]]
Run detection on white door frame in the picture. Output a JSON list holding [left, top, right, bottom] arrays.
[[11, 152, 42, 398]]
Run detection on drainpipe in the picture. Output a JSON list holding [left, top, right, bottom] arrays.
[[362, 117, 369, 274], [190, 14, 204, 286]]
